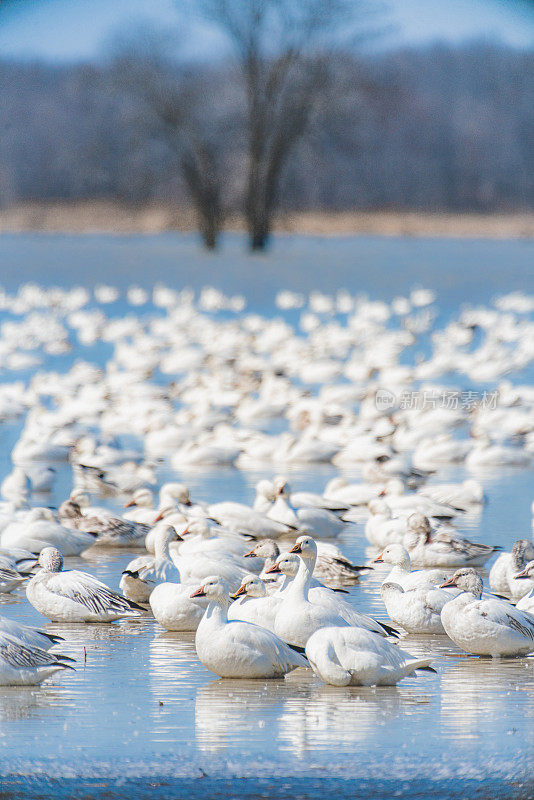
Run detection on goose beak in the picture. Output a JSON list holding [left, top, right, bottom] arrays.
[[289, 543, 302, 554], [373, 553, 384, 563], [265, 564, 282, 574], [244, 549, 257, 558], [190, 586, 206, 598], [378, 489, 386, 497], [514, 569, 531, 579], [124, 499, 136, 508], [440, 577, 457, 588], [230, 585, 247, 599], [153, 510, 165, 522]]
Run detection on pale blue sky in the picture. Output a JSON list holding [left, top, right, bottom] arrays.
[[0, 0, 532, 62]]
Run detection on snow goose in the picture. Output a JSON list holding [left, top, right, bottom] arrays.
[[26, 547, 144, 623], [0, 556, 30, 593], [207, 500, 295, 540], [383, 478, 458, 520], [0, 631, 74, 686], [122, 487, 160, 524], [191, 575, 307, 678], [364, 499, 406, 547], [380, 581, 451, 634], [120, 525, 182, 603], [466, 440, 531, 470], [418, 479, 485, 512], [305, 626, 435, 686], [404, 513, 499, 568], [324, 477, 380, 508], [271, 538, 396, 647], [1, 507, 96, 556], [489, 540, 534, 596], [440, 568, 534, 656], [267, 478, 345, 538], [228, 575, 281, 631], [58, 500, 150, 548], [149, 577, 208, 631], [372, 543, 448, 589]]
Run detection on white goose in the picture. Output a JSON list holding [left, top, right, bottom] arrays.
[[26, 547, 144, 623], [120, 525, 182, 603], [191, 575, 307, 678], [373, 543, 448, 589], [1, 507, 97, 556], [149, 576, 208, 631], [267, 478, 345, 538], [59, 500, 150, 548], [0, 631, 74, 686], [365, 499, 406, 547], [305, 626, 435, 686], [440, 568, 534, 656], [228, 574, 281, 631], [271, 537, 396, 647], [380, 581, 451, 634], [403, 514, 499, 568], [489, 540, 534, 597]]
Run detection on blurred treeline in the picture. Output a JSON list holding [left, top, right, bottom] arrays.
[[0, 41, 533, 248]]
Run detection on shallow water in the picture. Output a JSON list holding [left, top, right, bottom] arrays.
[[0, 233, 533, 797]]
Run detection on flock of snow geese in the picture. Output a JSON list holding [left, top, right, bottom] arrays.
[[0, 283, 533, 689]]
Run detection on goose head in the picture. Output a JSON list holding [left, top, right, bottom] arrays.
[[190, 575, 230, 602], [58, 500, 84, 522], [510, 539, 534, 571], [441, 568, 483, 599], [159, 482, 191, 508], [124, 487, 154, 509], [254, 479, 276, 503], [230, 575, 267, 600], [374, 543, 411, 570], [39, 546, 64, 574], [273, 475, 291, 498], [514, 560, 534, 580], [244, 539, 280, 560], [69, 489, 90, 508], [289, 535, 316, 561], [265, 552, 300, 577], [368, 498, 390, 517], [406, 512, 431, 544]]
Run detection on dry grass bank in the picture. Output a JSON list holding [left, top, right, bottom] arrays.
[[1, 200, 534, 238]]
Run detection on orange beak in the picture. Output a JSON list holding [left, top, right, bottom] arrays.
[[153, 510, 165, 522], [190, 586, 206, 598], [373, 553, 384, 563], [265, 563, 282, 574], [244, 549, 257, 558], [124, 499, 136, 508], [440, 577, 457, 588], [230, 585, 247, 600], [378, 489, 386, 497], [289, 543, 302, 554]]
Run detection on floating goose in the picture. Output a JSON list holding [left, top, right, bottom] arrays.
[[267, 478, 345, 538], [418, 479, 485, 511], [365, 499, 406, 547], [305, 626, 435, 686], [26, 547, 144, 623], [0, 631, 74, 686], [440, 568, 534, 656], [191, 575, 308, 678]]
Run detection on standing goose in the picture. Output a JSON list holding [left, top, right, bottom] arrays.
[[440, 568, 534, 656], [191, 575, 308, 678], [305, 626, 435, 686], [26, 547, 144, 623], [0, 631, 74, 686]]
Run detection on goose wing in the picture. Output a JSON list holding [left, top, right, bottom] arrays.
[[47, 570, 141, 614], [79, 515, 149, 543], [0, 632, 71, 669], [474, 599, 534, 641]]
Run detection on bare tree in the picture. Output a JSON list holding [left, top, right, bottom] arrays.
[[110, 35, 229, 249], [193, 0, 376, 250]]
